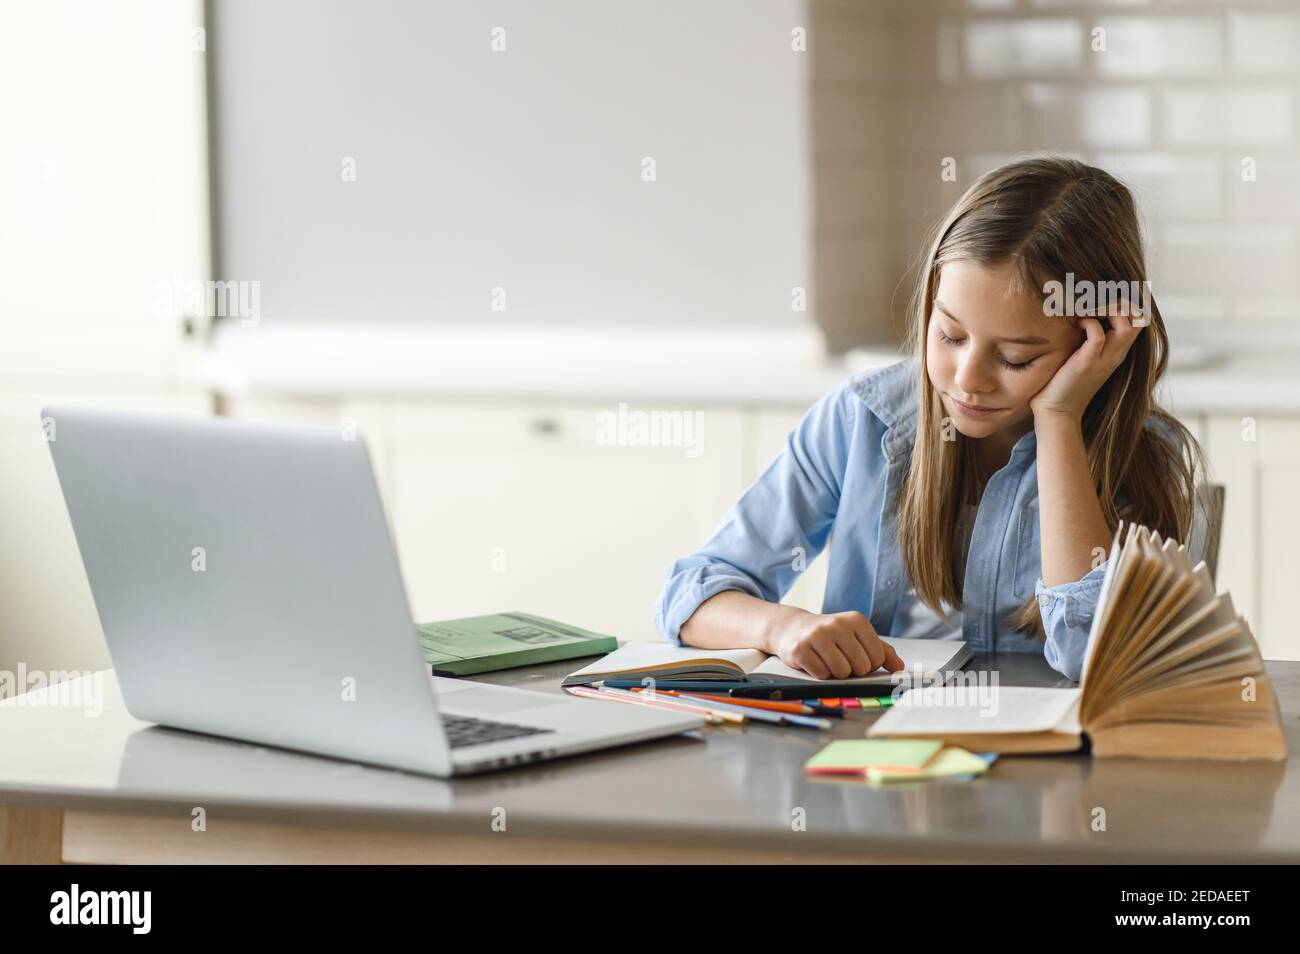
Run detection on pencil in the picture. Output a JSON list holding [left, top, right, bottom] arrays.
[[567, 684, 736, 722], [624, 688, 834, 730], [566, 685, 745, 724], [669, 693, 827, 728], [629, 688, 841, 717]]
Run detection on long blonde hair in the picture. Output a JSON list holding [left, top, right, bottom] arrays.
[[896, 156, 1206, 638]]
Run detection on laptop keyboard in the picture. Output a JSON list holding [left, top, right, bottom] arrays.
[[440, 712, 555, 749]]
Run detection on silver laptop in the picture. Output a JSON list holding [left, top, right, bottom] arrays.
[[43, 406, 702, 777]]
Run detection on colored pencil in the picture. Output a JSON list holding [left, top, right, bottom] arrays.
[[564, 685, 740, 724]]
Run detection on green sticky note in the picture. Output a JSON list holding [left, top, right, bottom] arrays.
[[866, 747, 991, 785], [804, 739, 944, 775]]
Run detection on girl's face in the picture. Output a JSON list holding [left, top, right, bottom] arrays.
[[925, 259, 1081, 441]]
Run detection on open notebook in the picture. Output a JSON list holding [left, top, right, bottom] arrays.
[[868, 522, 1287, 760], [561, 637, 972, 699]]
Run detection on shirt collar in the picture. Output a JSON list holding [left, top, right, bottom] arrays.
[[849, 357, 920, 462]]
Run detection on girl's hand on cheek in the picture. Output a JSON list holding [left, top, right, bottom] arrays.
[[767, 609, 905, 679], [1029, 301, 1146, 424]]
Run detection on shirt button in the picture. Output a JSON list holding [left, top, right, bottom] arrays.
[[886, 578, 896, 586]]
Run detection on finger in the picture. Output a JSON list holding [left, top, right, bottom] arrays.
[[850, 629, 886, 673], [790, 647, 831, 680], [1077, 316, 1106, 350], [878, 638, 906, 673], [1102, 310, 1130, 356], [1108, 302, 1145, 337], [1102, 307, 1145, 366], [836, 612, 881, 673], [1109, 295, 1145, 324], [812, 635, 854, 680], [835, 628, 875, 676]]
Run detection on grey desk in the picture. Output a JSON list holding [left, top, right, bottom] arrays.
[[0, 653, 1296, 864]]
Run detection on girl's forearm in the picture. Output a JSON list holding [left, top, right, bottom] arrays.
[[678, 590, 800, 654], [1034, 411, 1114, 586]]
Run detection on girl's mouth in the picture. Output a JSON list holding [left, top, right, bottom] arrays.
[[950, 396, 1003, 417]]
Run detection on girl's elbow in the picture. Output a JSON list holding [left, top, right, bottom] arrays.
[[1050, 655, 1084, 683], [1044, 632, 1087, 682]]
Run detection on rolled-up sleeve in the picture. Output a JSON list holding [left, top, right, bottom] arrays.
[[1035, 562, 1108, 682], [653, 385, 856, 646]]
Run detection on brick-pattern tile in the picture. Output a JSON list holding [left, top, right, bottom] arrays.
[[810, 1, 1300, 349]]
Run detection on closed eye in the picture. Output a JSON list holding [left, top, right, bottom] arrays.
[[937, 330, 1037, 371], [998, 355, 1036, 371]]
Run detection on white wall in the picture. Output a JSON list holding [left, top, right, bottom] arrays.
[[207, 0, 812, 326]]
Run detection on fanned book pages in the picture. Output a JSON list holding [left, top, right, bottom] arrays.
[[868, 523, 1287, 761]]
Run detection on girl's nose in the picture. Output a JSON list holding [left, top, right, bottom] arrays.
[[954, 354, 995, 396]]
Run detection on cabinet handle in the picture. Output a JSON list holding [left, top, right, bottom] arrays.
[[529, 417, 561, 436]]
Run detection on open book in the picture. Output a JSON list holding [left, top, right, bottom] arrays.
[[561, 637, 971, 700], [868, 523, 1286, 760]]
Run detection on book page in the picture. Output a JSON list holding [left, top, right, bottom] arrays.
[[868, 687, 1082, 735], [1078, 526, 1126, 692], [563, 642, 764, 681]]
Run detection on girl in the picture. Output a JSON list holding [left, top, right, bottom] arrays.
[[653, 156, 1208, 682]]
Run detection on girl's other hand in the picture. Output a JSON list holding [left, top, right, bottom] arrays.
[[1029, 300, 1146, 424], [766, 608, 905, 679]]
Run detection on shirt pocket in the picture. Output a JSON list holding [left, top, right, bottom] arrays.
[[1013, 498, 1040, 600]]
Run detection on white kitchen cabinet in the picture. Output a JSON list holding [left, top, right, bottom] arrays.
[[217, 395, 396, 509], [223, 396, 834, 633], [1205, 414, 1300, 661], [374, 400, 748, 642]]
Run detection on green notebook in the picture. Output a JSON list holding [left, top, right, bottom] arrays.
[[415, 612, 619, 676]]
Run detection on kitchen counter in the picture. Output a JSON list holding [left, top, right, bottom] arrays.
[[203, 321, 1300, 415]]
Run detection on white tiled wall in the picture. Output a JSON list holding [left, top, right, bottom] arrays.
[[810, 0, 1300, 350]]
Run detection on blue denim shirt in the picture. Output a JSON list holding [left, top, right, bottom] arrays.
[[654, 358, 1198, 682]]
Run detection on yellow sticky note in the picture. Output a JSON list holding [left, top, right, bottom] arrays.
[[866, 747, 991, 785], [804, 739, 943, 775]]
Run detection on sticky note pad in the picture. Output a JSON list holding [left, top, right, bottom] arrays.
[[866, 747, 993, 785], [804, 739, 943, 775]]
